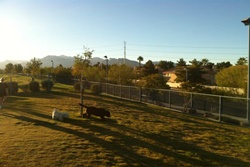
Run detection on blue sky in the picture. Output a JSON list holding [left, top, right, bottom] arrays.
[[0, 0, 249, 65]]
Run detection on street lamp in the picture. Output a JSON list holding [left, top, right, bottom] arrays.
[[104, 55, 108, 75], [241, 17, 250, 122], [51, 60, 54, 68], [104, 55, 108, 81]]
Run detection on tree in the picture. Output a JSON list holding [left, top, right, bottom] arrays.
[[83, 46, 94, 63], [5, 63, 14, 74], [53, 65, 73, 84], [216, 61, 232, 71], [175, 66, 205, 85], [13, 64, 23, 73], [201, 58, 209, 66], [25, 58, 43, 76], [136, 73, 170, 89], [83, 66, 105, 82], [108, 64, 134, 85], [137, 56, 144, 67], [141, 60, 158, 76], [215, 65, 247, 94], [176, 58, 186, 67], [72, 47, 94, 77], [157, 60, 174, 70], [236, 57, 247, 66], [189, 59, 202, 68]]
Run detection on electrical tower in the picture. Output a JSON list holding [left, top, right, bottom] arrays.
[[124, 41, 126, 64]]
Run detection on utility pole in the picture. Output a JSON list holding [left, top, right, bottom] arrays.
[[124, 41, 126, 64]]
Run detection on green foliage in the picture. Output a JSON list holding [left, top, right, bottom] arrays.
[[175, 66, 205, 84], [5, 63, 14, 74], [181, 82, 212, 94], [141, 60, 158, 76], [108, 64, 134, 85], [41, 80, 54, 91], [74, 80, 90, 92], [90, 84, 101, 94], [29, 81, 40, 92], [137, 56, 144, 67], [72, 47, 94, 77], [84, 66, 105, 82], [176, 58, 186, 67], [25, 58, 43, 76], [236, 57, 247, 66], [216, 61, 232, 71], [157, 60, 174, 70], [54, 66, 73, 84], [189, 59, 202, 68], [7, 82, 19, 95], [201, 58, 209, 66], [137, 74, 170, 89], [13, 64, 23, 73], [215, 65, 247, 94], [74, 82, 81, 92], [174, 67, 186, 83]]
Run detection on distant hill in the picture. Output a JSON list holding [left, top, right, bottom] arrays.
[[41, 55, 74, 67], [0, 55, 141, 69], [0, 60, 27, 69], [41, 55, 140, 67]]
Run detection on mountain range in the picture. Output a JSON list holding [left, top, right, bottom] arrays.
[[0, 55, 141, 69]]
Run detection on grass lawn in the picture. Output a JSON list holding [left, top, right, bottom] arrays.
[[0, 83, 250, 167]]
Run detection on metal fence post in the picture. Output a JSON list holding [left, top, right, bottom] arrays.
[[139, 87, 142, 102], [247, 99, 250, 122], [9, 76, 12, 95], [190, 93, 193, 108], [219, 96, 222, 122], [129, 86, 131, 100], [120, 85, 122, 98], [169, 90, 171, 108]]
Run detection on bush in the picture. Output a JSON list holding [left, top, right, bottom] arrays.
[[74, 80, 90, 92], [7, 82, 19, 95], [29, 81, 40, 92], [91, 84, 101, 94], [41, 80, 54, 91], [74, 82, 81, 92], [19, 85, 29, 93]]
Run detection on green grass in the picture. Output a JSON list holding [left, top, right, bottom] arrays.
[[0, 83, 250, 167]]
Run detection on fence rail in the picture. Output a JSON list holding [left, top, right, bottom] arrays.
[[87, 81, 248, 124]]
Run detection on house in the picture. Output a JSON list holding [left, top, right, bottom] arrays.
[[162, 68, 177, 83], [162, 66, 217, 87]]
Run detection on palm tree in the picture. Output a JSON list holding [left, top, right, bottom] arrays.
[[137, 56, 144, 67]]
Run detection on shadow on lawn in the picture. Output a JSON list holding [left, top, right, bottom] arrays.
[[4, 91, 249, 166], [3, 108, 249, 167], [3, 112, 166, 166]]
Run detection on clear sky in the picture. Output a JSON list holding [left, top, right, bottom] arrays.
[[0, 0, 249, 65]]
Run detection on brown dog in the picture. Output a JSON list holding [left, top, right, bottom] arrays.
[[79, 103, 111, 120]]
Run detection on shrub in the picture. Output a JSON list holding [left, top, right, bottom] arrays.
[[29, 81, 40, 92], [82, 80, 90, 89], [74, 82, 81, 92], [91, 84, 101, 94], [19, 85, 29, 93], [7, 82, 19, 95], [74, 80, 90, 92], [41, 80, 54, 91]]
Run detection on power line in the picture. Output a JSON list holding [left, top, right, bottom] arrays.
[[128, 49, 247, 55], [128, 43, 247, 50]]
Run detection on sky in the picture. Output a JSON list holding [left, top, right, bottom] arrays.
[[0, 0, 250, 65]]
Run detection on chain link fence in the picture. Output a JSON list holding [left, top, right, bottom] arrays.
[[87, 81, 248, 124], [1, 74, 248, 125]]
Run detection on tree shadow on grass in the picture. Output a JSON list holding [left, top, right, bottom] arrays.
[[3, 105, 249, 167], [2, 113, 168, 167]]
